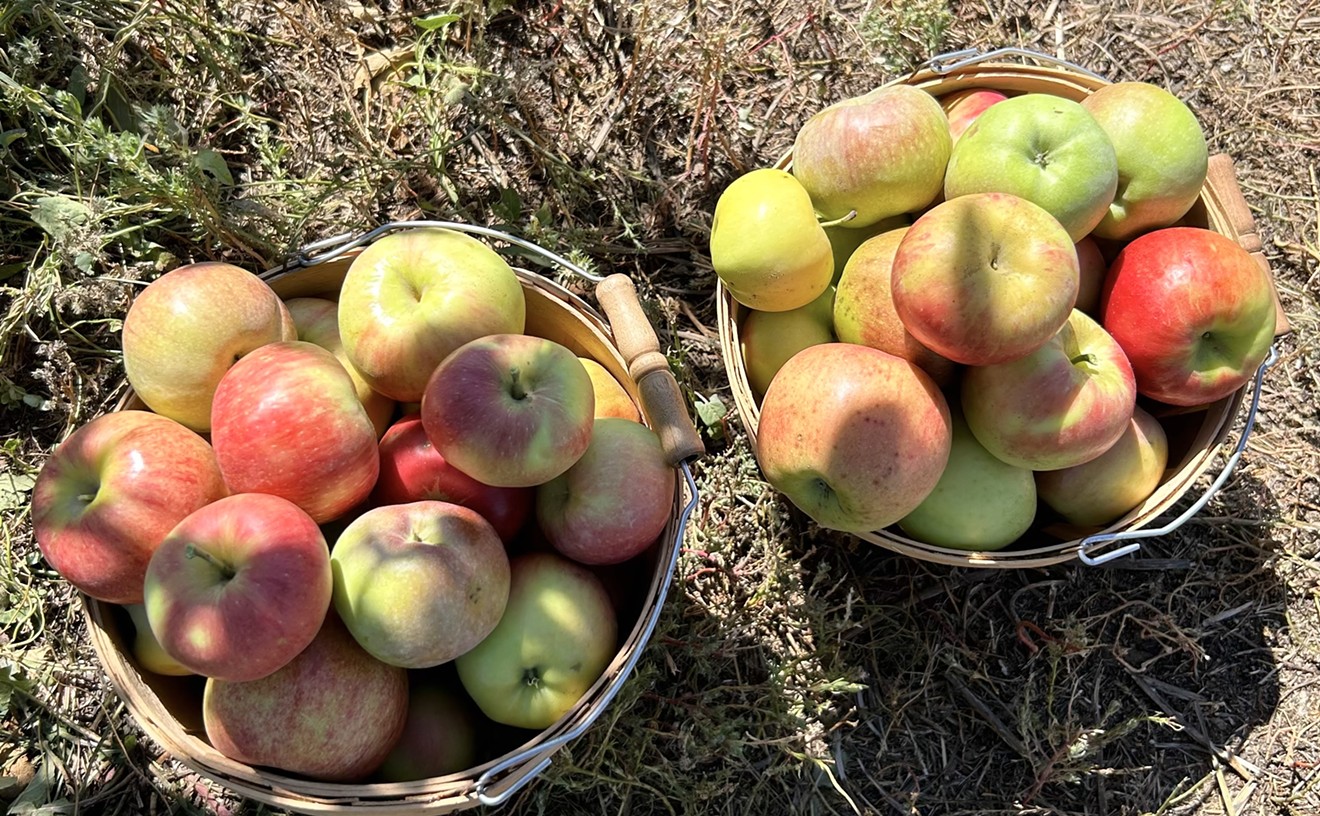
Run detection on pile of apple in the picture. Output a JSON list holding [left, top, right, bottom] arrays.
[[31, 226, 679, 782], [715, 80, 1278, 551]]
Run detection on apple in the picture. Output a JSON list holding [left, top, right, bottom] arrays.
[[331, 500, 510, 669], [284, 296, 397, 437], [210, 341, 380, 524], [31, 410, 228, 604], [941, 88, 1009, 142], [832, 227, 958, 387], [203, 612, 408, 782], [1100, 227, 1277, 407], [143, 493, 332, 681], [579, 357, 641, 422], [372, 414, 532, 543], [536, 417, 676, 566], [124, 603, 193, 676], [1074, 236, 1107, 316], [791, 84, 951, 228], [122, 262, 296, 431], [944, 93, 1118, 241], [891, 192, 1080, 366], [897, 409, 1036, 551], [823, 215, 909, 283], [455, 551, 618, 730], [421, 333, 595, 488], [1082, 81, 1209, 241], [755, 343, 952, 533], [710, 168, 833, 312], [376, 678, 478, 782], [337, 227, 526, 402], [1036, 405, 1170, 526], [740, 286, 836, 397], [962, 309, 1137, 471]]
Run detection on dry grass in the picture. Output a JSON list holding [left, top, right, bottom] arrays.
[[2, 1, 1318, 814]]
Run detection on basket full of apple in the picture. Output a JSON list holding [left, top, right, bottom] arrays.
[[31, 222, 704, 812], [715, 48, 1290, 568]]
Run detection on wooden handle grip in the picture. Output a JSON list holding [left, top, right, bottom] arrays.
[[595, 274, 706, 467], [1205, 153, 1292, 337]]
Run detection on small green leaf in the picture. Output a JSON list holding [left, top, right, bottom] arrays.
[[0, 129, 25, 148], [30, 195, 91, 241], [695, 395, 728, 428], [73, 252, 95, 274], [493, 187, 522, 223], [193, 148, 234, 186], [415, 12, 462, 30]]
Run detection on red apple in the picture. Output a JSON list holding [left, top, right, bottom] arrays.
[[832, 226, 958, 386], [203, 612, 408, 781], [331, 500, 511, 669], [210, 340, 380, 524], [756, 343, 952, 533], [1100, 227, 1277, 407], [32, 410, 228, 604], [892, 192, 1080, 366], [1036, 405, 1170, 526], [284, 296, 397, 437], [373, 414, 532, 543], [940, 88, 1008, 141], [1074, 236, 1107, 316], [142, 493, 332, 681], [122, 262, 295, 431], [421, 334, 595, 488], [536, 418, 676, 566], [376, 678, 478, 782], [962, 310, 1137, 471]]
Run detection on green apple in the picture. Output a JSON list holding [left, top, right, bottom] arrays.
[[1082, 82, 1208, 241], [1036, 405, 1169, 526], [833, 227, 958, 387], [455, 552, 618, 731], [792, 84, 951, 228], [284, 296, 397, 437], [710, 168, 833, 312], [944, 93, 1118, 241], [823, 214, 909, 282], [740, 286, 835, 396], [331, 501, 511, 669], [125, 603, 193, 676], [898, 409, 1036, 551], [122, 262, 296, 431], [756, 343, 952, 534], [338, 227, 526, 402], [891, 192, 1079, 366]]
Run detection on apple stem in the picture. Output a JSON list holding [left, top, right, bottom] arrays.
[[509, 367, 527, 401], [1070, 352, 1097, 368], [184, 543, 235, 580], [816, 210, 859, 229], [76, 492, 97, 504]]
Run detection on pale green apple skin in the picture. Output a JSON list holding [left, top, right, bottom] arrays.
[[203, 613, 409, 782], [338, 228, 526, 402], [756, 343, 952, 534], [455, 552, 618, 731], [125, 603, 194, 677], [122, 262, 296, 432], [740, 286, 836, 396], [1082, 82, 1209, 241], [962, 310, 1137, 472], [898, 410, 1036, 551], [1036, 405, 1169, 527], [284, 296, 397, 437], [331, 501, 511, 669], [824, 214, 909, 283], [833, 227, 958, 387], [944, 93, 1118, 242], [892, 192, 1080, 366], [792, 85, 951, 228], [536, 418, 676, 566], [710, 168, 833, 312]]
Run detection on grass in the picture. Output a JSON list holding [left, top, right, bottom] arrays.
[[3, 0, 1319, 814]]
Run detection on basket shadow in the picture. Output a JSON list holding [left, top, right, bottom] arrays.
[[814, 464, 1287, 815]]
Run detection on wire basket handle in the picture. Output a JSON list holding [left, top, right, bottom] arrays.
[[925, 46, 1108, 80]]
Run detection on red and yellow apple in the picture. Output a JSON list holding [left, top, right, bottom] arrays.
[[376, 679, 478, 782], [284, 296, 396, 437], [31, 410, 228, 604], [940, 88, 1009, 142], [579, 357, 641, 422]]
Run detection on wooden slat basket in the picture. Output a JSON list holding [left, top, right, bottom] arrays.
[[80, 222, 705, 813], [716, 48, 1290, 569]]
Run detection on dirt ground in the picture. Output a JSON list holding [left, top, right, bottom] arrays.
[[2, 1, 1318, 814]]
